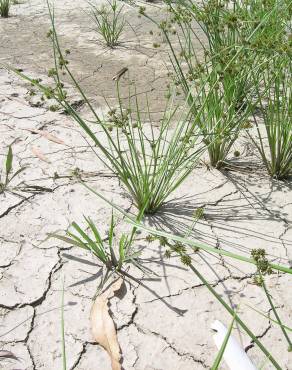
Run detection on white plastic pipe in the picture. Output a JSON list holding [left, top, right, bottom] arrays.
[[211, 320, 258, 370]]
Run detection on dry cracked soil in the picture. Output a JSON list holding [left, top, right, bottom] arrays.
[[0, 1, 292, 370]]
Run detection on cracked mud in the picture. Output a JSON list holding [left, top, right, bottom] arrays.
[[1, 1, 292, 369]]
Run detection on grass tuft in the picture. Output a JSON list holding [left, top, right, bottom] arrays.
[[11, 2, 209, 214], [89, 0, 125, 48], [144, 0, 291, 169], [248, 56, 292, 179], [50, 211, 144, 287]]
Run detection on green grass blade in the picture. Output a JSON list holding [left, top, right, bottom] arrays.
[[61, 279, 67, 370], [262, 277, 292, 351], [246, 304, 292, 333], [49, 233, 87, 249], [80, 182, 292, 275], [5, 146, 13, 185], [188, 263, 282, 369]]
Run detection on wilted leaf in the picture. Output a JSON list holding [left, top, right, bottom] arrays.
[[31, 146, 51, 163], [30, 129, 65, 145], [0, 350, 19, 361], [90, 278, 123, 370]]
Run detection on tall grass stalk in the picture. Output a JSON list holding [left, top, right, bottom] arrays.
[[89, 0, 125, 48], [0, 0, 10, 17]]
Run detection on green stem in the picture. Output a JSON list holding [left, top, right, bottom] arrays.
[[261, 276, 292, 352], [187, 262, 282, 369], [61, 279, 67, 370]]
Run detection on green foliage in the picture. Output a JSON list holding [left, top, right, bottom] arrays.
[[50, 213, 141, 279], [144, 0, 292, 169], [183, 0, 292, 175], [261, 277, 292, 352], [66, 186, 292, 369], [89, 0, 125, 48], [189, 63, 254, 168], [12, 4, 208, 214], [0, 146, 26, 195], [87, 188, 292, 275], [251, 247, 292, 351], [248, 56, 292, 179], [251, 248, 272, 280], [0, 0, 10, 17]]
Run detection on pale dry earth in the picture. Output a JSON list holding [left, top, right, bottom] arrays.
[[0, 1, 292, 370]]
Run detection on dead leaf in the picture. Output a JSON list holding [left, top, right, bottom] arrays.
[[31, 146, 51, 163], [0, 350, 19, 361], [29, 129, 65, 145], [90, 278, 123, 370], [112, 67, 128, 81]]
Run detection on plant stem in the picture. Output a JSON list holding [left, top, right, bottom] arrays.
[[261, 276, 292, 352], [187, 262, 282, 369]]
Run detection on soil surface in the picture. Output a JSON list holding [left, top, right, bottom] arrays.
[[0, 1, 292, 370]]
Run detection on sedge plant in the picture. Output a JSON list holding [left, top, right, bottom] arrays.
[[50, 212, 144, 286], [78, 186, 292, 369], [0, 0, 10, 17], [142, 0, 290, 168], [247, 55, 292, 179], [161, 0, 290, 105], [89, 0, 125, 48], [10, 2, 211, 214]]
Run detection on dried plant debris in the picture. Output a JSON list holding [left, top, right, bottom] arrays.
[[31, 146, 51, 163], [90, 278, 123, 370], [28, 128, 66, 145]]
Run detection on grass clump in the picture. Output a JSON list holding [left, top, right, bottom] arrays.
[[89, 0, 125, 48], [144, 0, 291, 169], [51, 211, 144, 287], [248, 56, 292, 179], [12, 3, 208, 214], [0, 0, 11, 17], [86, 190, 292, 369], [188, 63, 254, 168]]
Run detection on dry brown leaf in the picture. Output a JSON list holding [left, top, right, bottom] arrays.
[[29, 129, 65, 145], [31, 146, 51, 163], [90, 278, 123, 370], [0, 350, 18, 361]]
